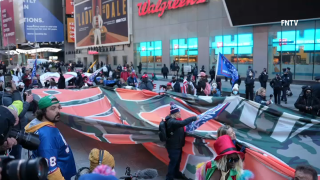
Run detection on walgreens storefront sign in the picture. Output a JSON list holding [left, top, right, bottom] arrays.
[[137, 0, 208, 18]]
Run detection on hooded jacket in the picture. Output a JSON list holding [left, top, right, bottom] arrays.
[[161, 65, 169, 74], [294, 88, 320, 115], [58, 74, 66, 89], [25, 119, 77, 180], [138, 78, 153, 91]]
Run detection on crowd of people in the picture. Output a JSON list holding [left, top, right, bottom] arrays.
[[0, 60, 320, 180]]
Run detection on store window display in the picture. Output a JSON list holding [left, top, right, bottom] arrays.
[[268, 20, 320, 81], [170, 38, 198, 75], [209, 28, 253, 78], [134, 41, 162, 74]]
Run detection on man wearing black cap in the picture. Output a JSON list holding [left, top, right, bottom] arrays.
[[270, 74, 283, 104], [165, 102, 197, 180], [294, 86, 320, 116], [259, 68, 268, 89], [312, 76, 320, 101], [281, 68, 290, 104], [287, 67, 293, 92]]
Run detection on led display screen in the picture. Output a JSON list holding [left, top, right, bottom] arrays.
[[211, 34, 253, 55], [272, 29, 320, 51], [171, 38, 198, 56], [138, 41, 162, 57]]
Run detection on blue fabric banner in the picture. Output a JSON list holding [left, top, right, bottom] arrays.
[[186, 103, 230, 132]]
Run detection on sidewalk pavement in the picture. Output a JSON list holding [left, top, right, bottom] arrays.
[[151, 75, 303, 110]]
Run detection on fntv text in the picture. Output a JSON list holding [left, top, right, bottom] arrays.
[[281, 20, 299, 27]]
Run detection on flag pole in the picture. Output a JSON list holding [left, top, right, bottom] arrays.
[[215, 53, 220, 82]]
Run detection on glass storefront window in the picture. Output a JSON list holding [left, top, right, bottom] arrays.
[[170, 38, 198, 72], [268, 21, 319, 80], [134, 41, 162, 74], [209, 28, 253, 77]]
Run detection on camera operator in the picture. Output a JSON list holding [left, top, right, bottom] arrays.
[[25, 95, 77, 180], [254, 87, 271, 106], [0, 105, 19, 153], [0, 80, 33, 158]]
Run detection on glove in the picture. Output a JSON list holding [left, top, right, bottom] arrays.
[[240, 146, 246, 153]]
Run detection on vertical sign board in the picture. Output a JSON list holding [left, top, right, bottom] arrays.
[[75, 0, 129, 49], [1, 0, 16, 46], [67, 18, 75, 43], [23, 0, 64, 42], [66, 0, 74, 15]]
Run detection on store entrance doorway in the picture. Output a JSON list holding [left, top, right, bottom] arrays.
[[83, 57, 88, 69], [94, 55, 99, 69]]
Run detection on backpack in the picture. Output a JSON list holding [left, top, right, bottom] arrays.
[[159, 119, 168, 142], [203, 82, 211, 96], [187, 83, 194, 95]]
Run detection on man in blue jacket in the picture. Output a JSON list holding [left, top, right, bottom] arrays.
[[25, 95, 76, 180]]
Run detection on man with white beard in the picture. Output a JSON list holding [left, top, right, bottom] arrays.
[[92, 6, 103, 45]]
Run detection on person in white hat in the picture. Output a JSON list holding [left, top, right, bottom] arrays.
[[231, 84, 240, 96]]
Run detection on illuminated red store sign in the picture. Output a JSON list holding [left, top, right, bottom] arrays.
[[137, 0, 208, 18]]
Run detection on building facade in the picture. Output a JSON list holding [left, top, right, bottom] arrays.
[[132, 0, 320, 81]]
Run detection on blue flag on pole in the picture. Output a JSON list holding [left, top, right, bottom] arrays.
[[31, 58, 37, 79], [216, 53, 239, 85]]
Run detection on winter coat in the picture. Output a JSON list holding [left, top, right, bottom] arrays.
[[165, 116, 197, 149], [245, 76, 255, 88], [161, 66, 169, 74], [270, 77, 283, 90], [294, 88, 320, 116], [254, 95, 268, 106], [172, 81, 181, 93], [120, 71, 130, 82], [259, 72, 268, 83], [139, 80, 153, 91]]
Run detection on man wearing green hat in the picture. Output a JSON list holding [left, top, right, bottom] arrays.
[[25, 95, 76, 180]]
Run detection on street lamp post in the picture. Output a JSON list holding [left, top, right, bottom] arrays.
[[6, 36, 9, 66]]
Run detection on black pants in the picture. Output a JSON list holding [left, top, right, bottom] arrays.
[[225, 77, 228, 81], [245, 87, 254, 100], [166, 148, 183, 180], [260, 82, 267, 89], [163, 73, 168, 79], [138, 69, 141, 74], [181, 72, 184, 78], [209, 75, 215, 84], [274, 89, 281, 104], [281, 87, 288, 102]]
